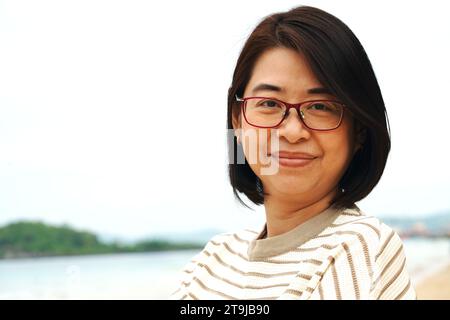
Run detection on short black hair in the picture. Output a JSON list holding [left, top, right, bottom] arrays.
[[227, 5, 391, 209]]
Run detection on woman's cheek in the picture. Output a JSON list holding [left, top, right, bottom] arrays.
[[323, 139, 351, 180]]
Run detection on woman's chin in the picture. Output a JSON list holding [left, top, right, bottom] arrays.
[[264, 177, 317, 196]]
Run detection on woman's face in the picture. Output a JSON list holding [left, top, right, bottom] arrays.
[[234, 47, 359, 202]]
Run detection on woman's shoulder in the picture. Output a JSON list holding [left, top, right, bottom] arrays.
[[202, 227, 261, 249], [334, 204, 398, 234], [330, 204, 405, 257]]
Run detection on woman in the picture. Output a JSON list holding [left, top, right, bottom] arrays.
[[170, 5, 416, 300]]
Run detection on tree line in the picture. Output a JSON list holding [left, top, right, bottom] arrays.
[[0, 221, 203, 259]]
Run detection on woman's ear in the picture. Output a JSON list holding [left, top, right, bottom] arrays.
[[232, 108, 242, 143], [232, 108, 240, 129]]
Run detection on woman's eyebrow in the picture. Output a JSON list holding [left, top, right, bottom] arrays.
[[251, 83, 331, 95], [251, 83, 283, 94], [307, 87, 332, 95]]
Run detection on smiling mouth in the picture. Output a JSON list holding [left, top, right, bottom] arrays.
[[273, 156, 315, 168], [269, 152, 317, 168]]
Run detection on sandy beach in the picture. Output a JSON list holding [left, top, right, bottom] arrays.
[[414, 262, 450, 300]]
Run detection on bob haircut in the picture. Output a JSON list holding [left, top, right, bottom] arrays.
[[227, 5, 391, 209]]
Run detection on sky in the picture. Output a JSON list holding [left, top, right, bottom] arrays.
[[0, 0, 449, 240]]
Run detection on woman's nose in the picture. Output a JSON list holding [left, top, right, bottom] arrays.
[[277, 108, 311, 143]]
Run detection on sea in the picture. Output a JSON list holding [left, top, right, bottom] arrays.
[[0, 238, 448, 299]]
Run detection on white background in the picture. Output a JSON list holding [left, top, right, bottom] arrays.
[[0, 0, 449, 240]]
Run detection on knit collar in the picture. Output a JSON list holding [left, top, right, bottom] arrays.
[[247, 204, 342, 261]]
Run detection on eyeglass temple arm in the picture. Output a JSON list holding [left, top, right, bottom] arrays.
[[235, 95, 244, 102]]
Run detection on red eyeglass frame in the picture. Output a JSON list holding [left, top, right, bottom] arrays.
[[235, 95, 346, 131]]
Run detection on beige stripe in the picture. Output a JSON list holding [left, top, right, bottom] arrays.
[[331, 216, 372, 227], [316, 230, 373, 278], [171, 287, 181, 296], [342, 242, 360, 299], [284, 289, 303, 297], [292, 243, 340, 253], [183, 269, 194, 274], [196, 278, 279, 300], [209, 251, 299, 278], [211, 250, 322, 281], [340, 211, 361, 217], [375, 229, 395, 260], [191, 249, 323, 293], [181, 281, 191, 287], [198, 262, 290, 290], [296, 273, 313, 281], [252, 295, 280, 300], [284, 285, 315, 297], [233, 233, 250, 244], [353, 222, 381, 239], [189, 249, 318, 280], [180, 294, 188, 300], [318, 282, 324, 300], [214, 241, 238, 258], [394, 278, 412, 300], [378, 244, 403, 281], [223, 242, 249, 261], [379, 256, 406, 299], [188, 291, 199, 300], [183, 258, 200, 266], [330, 257, 342, 299], [267, 258, 323, 265], [193, 276, 238, 299]]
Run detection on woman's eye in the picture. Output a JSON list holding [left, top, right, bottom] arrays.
[[310, 103, 328, 111], [260, 100, 280, 108]]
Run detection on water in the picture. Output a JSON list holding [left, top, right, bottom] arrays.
[[402, 238, 450, 285], [0, 250, 199, 299], [1, 239, 449, 299]]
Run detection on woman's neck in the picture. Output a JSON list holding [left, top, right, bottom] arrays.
[[263, 188, 337, 238]]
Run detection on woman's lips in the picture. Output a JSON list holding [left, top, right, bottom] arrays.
[[270, 151, 317, 168]]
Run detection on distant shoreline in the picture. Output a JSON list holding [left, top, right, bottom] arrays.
[[0, 246, 203, 261], [0, 221, 204, 260]]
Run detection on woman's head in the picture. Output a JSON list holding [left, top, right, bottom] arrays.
[[227, 5, 390, 209]]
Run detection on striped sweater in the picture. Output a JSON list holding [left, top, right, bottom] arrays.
[[170, 204, 417, 300]]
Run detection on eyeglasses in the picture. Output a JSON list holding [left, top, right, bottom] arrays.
[[235, 95, 345, 131]]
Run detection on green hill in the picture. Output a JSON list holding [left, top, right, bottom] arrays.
[[0, 221, 203, 259]]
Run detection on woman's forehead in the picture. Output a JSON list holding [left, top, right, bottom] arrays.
[[247, 48, 323, 97], [253, 48, 315, 77]]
